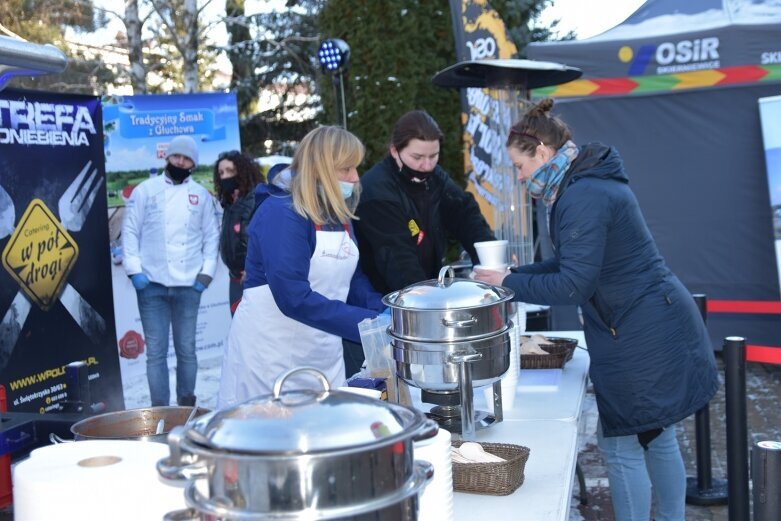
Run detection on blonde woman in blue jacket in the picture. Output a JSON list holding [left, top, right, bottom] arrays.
[[218, 127, 384, 406], [476, 99, 718, 521]]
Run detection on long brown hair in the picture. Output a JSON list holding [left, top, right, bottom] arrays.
[[506, 98, 572, 154], [289, 126, 364, 225], [213, 151, 264, 205]]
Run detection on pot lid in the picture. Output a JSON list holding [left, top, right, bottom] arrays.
[[185, 368, 430, 454], [383, 266, 513, 310]]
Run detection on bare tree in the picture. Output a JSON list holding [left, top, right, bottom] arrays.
[[225, 0, 254, 114], [150, 0, 208, 93], [124, 0, 147, 93]]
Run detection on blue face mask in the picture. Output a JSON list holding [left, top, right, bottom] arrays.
[[339, 181, 355, 199]]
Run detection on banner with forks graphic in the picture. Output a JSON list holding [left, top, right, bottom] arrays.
[[0, 88, 124, 413]]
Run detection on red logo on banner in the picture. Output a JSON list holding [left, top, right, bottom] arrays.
[[189, 194, 199, 205], [122, 184, 137, 203], [118, 330, 145, 359]]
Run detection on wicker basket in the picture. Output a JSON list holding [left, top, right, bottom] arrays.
[[520, 337, 577, 370], [451, 441, 531, 495]]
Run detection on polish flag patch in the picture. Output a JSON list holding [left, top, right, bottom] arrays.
[[189, 194, 199, 205]]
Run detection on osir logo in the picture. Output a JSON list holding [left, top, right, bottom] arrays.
[[2, 199, 79, 310], [619, 36, 720, 75]]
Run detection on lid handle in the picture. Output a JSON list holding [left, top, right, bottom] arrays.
[[448, 351, 483, 364], [437, 265, 455, 286], [442, 316, 477, 328], [272, 367, 331, 399]]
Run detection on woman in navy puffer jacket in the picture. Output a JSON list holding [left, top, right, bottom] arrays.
[[475, 98, 718, 521]]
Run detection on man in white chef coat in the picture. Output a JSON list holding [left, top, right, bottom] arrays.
[[122, 135, 219, 406]]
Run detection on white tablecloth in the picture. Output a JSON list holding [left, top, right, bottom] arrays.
[[452, 330, 590, 521]]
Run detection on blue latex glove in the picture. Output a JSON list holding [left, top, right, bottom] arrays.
[[193, 281, 207, 293], [130, 273, 150, 290]]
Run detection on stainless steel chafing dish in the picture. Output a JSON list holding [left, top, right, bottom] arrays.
[[158, 368, 437, 520], [383, 266, 514, 439]]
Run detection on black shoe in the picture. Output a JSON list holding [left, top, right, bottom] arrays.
[[177, 395, 196, 407]]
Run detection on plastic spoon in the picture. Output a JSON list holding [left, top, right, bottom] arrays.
[[450, 447, 472, 464], [458, 442, 506, 463], [185, 398, 199, 425]]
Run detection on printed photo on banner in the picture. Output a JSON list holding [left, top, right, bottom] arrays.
[[448, 0, 535, 266], [102, 92, 241, 382], [759, 95, 781, 292], [449, 0, 520, 229]]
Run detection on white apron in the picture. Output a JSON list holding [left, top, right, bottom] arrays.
[[218, 224, 358, 407]]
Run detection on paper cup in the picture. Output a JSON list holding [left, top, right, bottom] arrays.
[[473, 264, 508, 273], [474, 240, 509, 268], [481, 375, 518, 413]]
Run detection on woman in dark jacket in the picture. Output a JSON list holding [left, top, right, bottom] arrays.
[[475, 99, 718, 521], [350, 110, 494, 376], [355, 110, 494, 295], [213, 151, 263, 315]]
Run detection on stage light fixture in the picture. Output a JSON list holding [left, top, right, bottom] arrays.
[[317, 39, 350, 74]]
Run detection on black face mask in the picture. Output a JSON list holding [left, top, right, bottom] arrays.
[[219, 177, 239, 195], [166, 163, 192, 183], [397, 158, 433, 184]]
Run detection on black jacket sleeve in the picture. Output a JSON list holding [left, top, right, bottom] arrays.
[[439, 177, 495, 264], [219, 194, 255, 275]]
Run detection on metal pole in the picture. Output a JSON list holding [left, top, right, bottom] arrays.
[[331, 74, 347, 129], [694, 404, 712, 486], [338, 71, 348, 130], [692, 295, 711, 488], [752, 439, 781, 521], [724, 336, 750, 521], [686, 294, 727, 505]]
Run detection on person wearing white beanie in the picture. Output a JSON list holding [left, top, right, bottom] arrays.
[[122, 134, 219, 406], [166, 135, 199, 166]]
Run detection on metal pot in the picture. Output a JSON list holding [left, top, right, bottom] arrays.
[[392, 330, 511, 391], [158, 368, 437, 521], [382, 266, 514, 342], [70, 406, 210, 443]]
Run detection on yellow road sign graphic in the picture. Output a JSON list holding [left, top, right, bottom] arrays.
[[2, 199, 79, 310]]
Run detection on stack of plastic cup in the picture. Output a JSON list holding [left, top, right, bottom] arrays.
[[514, 303, 527, 334], [483, 304, 525, 413], [413, 428, 454, 521]]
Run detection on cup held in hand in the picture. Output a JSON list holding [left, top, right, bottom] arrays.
[[474, 240, 509, 269], [473, 264, 508, 273]]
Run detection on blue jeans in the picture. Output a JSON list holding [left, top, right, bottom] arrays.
[[597, 420, 686, 521], [136, 282, 202, 406]]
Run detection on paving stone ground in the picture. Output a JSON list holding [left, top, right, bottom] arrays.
[[570, 354, 781, 520]]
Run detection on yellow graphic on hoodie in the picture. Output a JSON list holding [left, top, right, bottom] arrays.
[[407, 219, 420, 236]]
